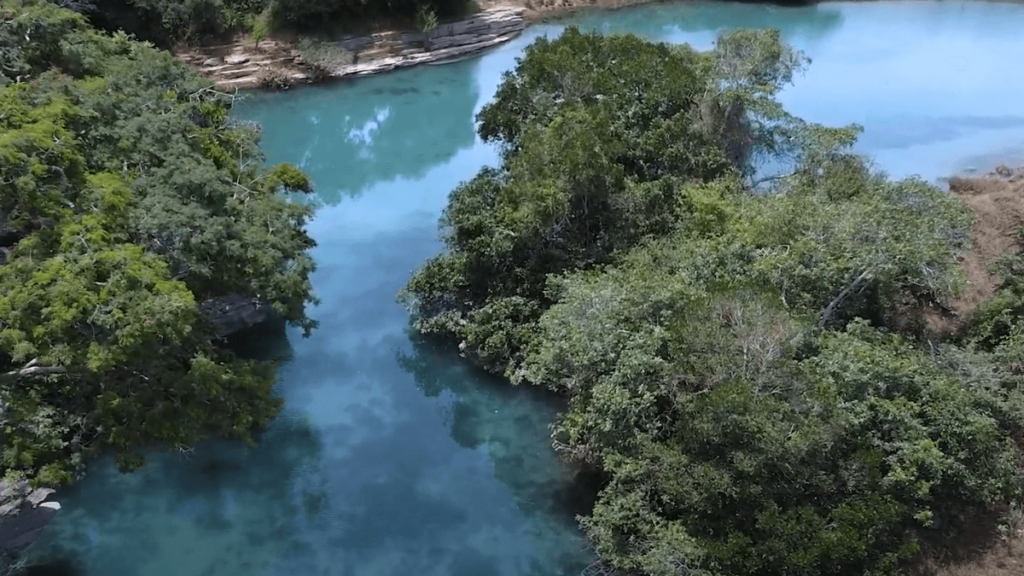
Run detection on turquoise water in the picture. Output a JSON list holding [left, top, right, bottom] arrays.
[[27, 2, 1024, 575]]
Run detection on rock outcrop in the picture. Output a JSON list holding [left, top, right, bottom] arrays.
[[332, 6, 526, 78], [0, 479, 61, 574], [178, 7, 526, 89]]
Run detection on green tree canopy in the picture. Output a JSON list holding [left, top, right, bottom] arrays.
[[61, 0, 473, 47], [0, 0, 316, 485]]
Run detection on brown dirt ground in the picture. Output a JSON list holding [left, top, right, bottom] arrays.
[[945, 166, 1024, 320]]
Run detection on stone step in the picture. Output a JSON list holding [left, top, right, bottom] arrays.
[[216, 66, 263, 78], [218, 76, 260, 87], [358, 47, 401, 60], [250, 57, 297, 66]]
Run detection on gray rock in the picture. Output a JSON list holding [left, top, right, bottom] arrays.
[[200, 294, 273, 338], [25, 489, 54, 508], [224, 54, 249, 65], [0, 504, 59, 552], [0, 478, 61, 562], [337, 7, 526, 81], [202, 57, 221, 66]]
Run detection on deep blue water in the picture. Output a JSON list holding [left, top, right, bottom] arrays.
[[27, 2, 1024, 575]]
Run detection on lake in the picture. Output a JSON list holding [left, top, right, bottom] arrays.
[[26, 2, 1024, 575]]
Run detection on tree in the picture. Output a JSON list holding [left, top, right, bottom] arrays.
[[401, 27, 858, 375], [0, 0, 316, 485]]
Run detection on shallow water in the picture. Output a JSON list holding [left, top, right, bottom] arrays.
[[27, 2, 1024, 575]]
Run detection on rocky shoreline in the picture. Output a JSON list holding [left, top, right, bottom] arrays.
[[178, 6, 527, 90], [336, 6, 527, 77]]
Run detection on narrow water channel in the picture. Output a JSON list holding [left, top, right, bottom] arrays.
[[27, 2, 1024, 575]]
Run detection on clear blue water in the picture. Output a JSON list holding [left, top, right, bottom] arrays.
[[27, 2, 1024, 575]]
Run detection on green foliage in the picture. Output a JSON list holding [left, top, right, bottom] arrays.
[[75, 0, 474, 47], [295, 36, 353, 80], [404, 28, 1024, 576], [414, 4, 438, 33], [404, 28, 881, 374], [735, 161, 972, 329], [271, 0, 467, 26], [248, 7, 271, 46], [0, 1, 316, 486], [967, 243, 1024, 349]]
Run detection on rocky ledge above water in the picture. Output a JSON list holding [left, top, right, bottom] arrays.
[[178, 6, 526, 90], [0, 479, 61, 574]]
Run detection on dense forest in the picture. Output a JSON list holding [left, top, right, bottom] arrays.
[[402, 27, 1024, 576], [0, 0, 316, 487], [54, 0, 474, 47]]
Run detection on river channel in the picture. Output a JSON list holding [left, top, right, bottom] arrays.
[[26, 2, 1024, 575]]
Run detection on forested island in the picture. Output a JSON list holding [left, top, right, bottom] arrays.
[[401, 24, 1024, 576], [3, 1, 1024, 576]]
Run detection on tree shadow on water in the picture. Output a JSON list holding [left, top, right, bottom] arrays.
[[26, 412, 325, 576], [233, 59, 483, 206], [396, 331, 601, 567], [22, 557, 84, 576], [223, 315, 294, 363]]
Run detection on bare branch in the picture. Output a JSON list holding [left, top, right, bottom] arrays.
[[815, 267, 875, 331], [5, 359, 65, 378]]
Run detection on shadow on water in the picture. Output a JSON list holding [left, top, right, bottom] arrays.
[[22, 558, 84, 576], [260, 327, 597, 576], [397, 331, 605, 525], [232, 58, 482, 205], [223, 316, 294, 363], [25, 411, 324, 576]]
